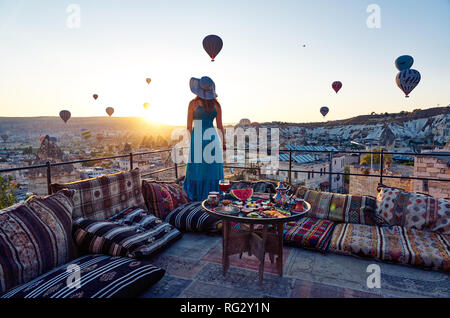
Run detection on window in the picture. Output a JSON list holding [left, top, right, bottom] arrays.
[[423, 180, 429, 192], [307, 172, 310, 180]]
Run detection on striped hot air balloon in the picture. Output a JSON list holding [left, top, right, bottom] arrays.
[[320, 106, 329, 117], [59, 110, 71, 123], [202, 35, 223, 62], [396, 69, 421, 98], [80, 128, 92, 140]]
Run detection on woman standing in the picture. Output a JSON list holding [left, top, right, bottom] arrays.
[[183, 76, 225, 201]]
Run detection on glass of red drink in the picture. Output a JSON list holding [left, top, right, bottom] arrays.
[[218, 179, 231, 199]]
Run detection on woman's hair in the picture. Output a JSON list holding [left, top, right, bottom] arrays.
[[193, 96, 220, 113]]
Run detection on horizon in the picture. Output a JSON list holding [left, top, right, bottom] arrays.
[[0, 0, 449, 126]]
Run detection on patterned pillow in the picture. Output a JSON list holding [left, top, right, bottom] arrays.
[[283, 217, 336, 252], [51, 168, 146, 221], [0, 189, 75, 294], [1, 254, 165, 298], [73, 207, 182, 259], [295, 186, 377, 225], [376, 187, 450, 234], [142, 180, 190, 219], [164, 202, 221, 232]]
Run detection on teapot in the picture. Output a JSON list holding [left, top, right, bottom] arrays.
[[273, 182, 291, 206]]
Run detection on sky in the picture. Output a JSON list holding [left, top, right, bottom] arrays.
[[0, 0, 449, 126]]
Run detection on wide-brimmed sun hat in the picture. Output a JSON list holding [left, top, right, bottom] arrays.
[[189, 76, 218, 100]]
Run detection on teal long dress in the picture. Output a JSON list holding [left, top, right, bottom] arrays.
[[183, 105, 224, 201]]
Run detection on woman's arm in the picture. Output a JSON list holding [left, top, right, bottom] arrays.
[[187, 100, 195, 135], [215, 102, 226, 151]]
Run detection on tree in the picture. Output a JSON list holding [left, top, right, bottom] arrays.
[[0, 175, 17, 209], [360, 148, 392, 165]]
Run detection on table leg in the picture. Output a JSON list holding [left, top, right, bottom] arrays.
[[222, 220, 230, 276], [258, 225, 268, 285], [277, 223, 283, 277]]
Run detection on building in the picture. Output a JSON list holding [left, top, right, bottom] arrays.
[[414, 152, 450, 199]]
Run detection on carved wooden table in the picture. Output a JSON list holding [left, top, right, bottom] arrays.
[[202, 199, 310, 284]]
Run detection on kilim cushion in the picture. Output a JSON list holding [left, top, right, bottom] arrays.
[[295, 187, 378, 225], [142, 180, 190, 220], [329, 223, 450, 271], [283, 217, 336, 252], [376, 187, 450, 234], [0, 190, 76, 293], [164, 202, 221, 232], [0, 254, 165, 298], [73, 207, 182, 259], [329, 223, 382, 259], [51, 168, 146, 221]]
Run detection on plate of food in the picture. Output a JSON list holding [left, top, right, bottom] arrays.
[[214, 205, 241, 216]]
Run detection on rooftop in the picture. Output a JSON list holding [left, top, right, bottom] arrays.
[[141, 233, 450, 298]]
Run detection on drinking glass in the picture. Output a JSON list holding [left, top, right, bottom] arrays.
[[218, 179, 231, 200]]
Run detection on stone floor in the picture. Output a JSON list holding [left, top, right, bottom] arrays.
[[140, 233, 450, 298]]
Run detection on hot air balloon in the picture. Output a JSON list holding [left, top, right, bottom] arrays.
[[93, 94, 98, 100], [202, 35, 223, 62], [320, 106, 329, 117], [143, 103, 150, 110], [59, 110, 71, 123], [146, 78, 151, 85], [395, 55, 414, 71], [80, 129, 92, 140], [332, 81, 342, 93], [1, 135, 8, 142], [106, 107, 114, 117], [396, 69, 421, 98]]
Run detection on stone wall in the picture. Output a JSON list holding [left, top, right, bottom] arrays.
[[349, 166, 414, 197], [414, 156, 450, 199]]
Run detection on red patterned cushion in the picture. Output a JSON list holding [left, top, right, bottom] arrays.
[[51, 169, 146, 221], [376, 187, 450, 234], [0, 190, 75, 293], [295, 187, 377, 225], [142, 180, 190, 219], [283, 217, 336, 252]]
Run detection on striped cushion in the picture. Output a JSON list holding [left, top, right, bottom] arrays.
[[0, 190, 75, 293], [1, 254, 165, 298], [164, 202, 221, 232], [295, 187, 378, 225], [51, 169, 146, 221], [73, 207, 182, 259], [142, 180, 190, 220], [283, 217, 336, 252], [330, 223, 450, 271]]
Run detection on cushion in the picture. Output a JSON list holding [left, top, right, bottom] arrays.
[[283, 217, 336, 252], [142, 180, 190, 220], [164, 202, 221, 232], [330, 223, 450, 271], [376, 187, 450, 234], [51, 169, 146, 221], [329, 223, 382, 259], [0, 189, 75, 293], [0, 254, 165, 298], [295, 187, 378, 225], [73, 207, 182, 259]]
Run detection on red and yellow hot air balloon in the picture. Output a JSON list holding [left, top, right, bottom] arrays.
[[106, 107, 114, 117]]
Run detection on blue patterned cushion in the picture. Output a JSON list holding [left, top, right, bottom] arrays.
[[0, 190, 75, 294], [1, 254, 165, 298], [73, 207, 182, 259], [164, 202, 221, 232]]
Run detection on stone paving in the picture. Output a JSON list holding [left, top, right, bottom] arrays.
[[141, 233, 450, 298]]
